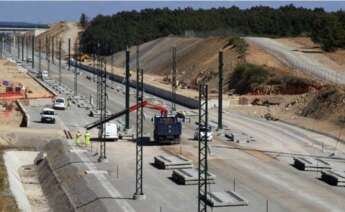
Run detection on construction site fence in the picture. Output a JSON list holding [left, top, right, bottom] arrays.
[[71, 62, 199, 109]]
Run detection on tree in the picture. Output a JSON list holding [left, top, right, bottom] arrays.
[[80, 13, 88, 28]]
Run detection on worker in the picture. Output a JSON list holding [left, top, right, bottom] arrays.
[[75, 131, 81, 146], [84, 131, 91, 146], [182, 111, 186, 123]]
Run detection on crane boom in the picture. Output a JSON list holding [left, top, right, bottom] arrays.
[[85, 101, 168, 130]]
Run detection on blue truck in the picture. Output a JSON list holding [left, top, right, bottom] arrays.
[[153, 115, 182, 144]]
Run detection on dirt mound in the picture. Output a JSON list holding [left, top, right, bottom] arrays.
[[109, 36, 238, 91], [301, 86, 345, 124], [26, 22, 82, 57]]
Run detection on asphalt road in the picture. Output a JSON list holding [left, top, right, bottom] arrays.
[[6, 48, 345, 212]]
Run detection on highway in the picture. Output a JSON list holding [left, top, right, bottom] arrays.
[[245, 37, 345, 85], [7, 47, 345, 212]]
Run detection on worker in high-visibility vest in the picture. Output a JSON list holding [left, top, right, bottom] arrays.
[[84, 131, 91, 146], [75, 131, 81, 145]]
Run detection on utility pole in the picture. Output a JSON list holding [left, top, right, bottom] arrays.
[[171, 46, 177, 111], [39, 39, 41, 74], [17, 35, 20, 59], [125, 48, 130, 129], [21, 36, 24, 61], [68, 38, 71, 70], [59, 39, 62, 85], [32, 35, 35, 69], [26, 35, 29, 61], [98, 57, 108, 162], [198, 83, 209, 212], [51, 37, 55, 64], [218, 50, 223, 130], [74, 42, 78, 96], [133, 45, 145, 200], [0, 37, 3, 59], [46, 36, 50, 74]]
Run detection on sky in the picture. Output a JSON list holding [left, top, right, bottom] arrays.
[[1, 1, 345, 24]]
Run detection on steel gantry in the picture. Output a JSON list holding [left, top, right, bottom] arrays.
[[198, 83, 209, 212], [133, 45, 145, 200], [98, 57, 108, 162]]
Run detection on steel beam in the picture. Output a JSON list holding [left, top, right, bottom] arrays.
[[31, 35, 35, 68], [171, 46, 177, 111], [125, 48, 130, 129], [218, 50, 223, 129], [198, 83, 209, 212]]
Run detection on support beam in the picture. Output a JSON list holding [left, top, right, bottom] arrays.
[[51, 36, 54, 64], [32, 35, 35, 69], [171, 46, 177, 111], [59, 39, 62, 85], [133, 45, 145, 200], [74, 43, 78, 96], [198, 83, 209, 212], [21, 36, 24, 61], [218, 50, 223, 130], [98, 57, 107, 162], [39, 39, 41, 74], [17, 35, 20, 59], [125, 48, 130, 129], [68, 38, 71, 70]]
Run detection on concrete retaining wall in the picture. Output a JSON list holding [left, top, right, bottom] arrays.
[[36, 139, 128, 212], [72, 62, 199, 109], [16, 100, 30, 127]]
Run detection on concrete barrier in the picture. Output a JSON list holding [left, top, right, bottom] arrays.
[[16, 100, 30, 127], [72, 62, 199, 109], [36, 139, 133, 212]]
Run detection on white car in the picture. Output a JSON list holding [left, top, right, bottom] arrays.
[[194, 126, 213, 141], [40, 108, 56, 124], [53, 97, 65, 110], [40, 70, 49, 80]]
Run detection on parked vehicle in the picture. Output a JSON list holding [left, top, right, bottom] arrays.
[[104, 122, 118, 141], [153, 115, 182, 144], [53, 97, 65, 110], [40, 108, 56, 124], [194, 126, 213, 141]]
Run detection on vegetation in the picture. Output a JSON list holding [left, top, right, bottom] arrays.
[[230, 64, 314, 94], [229, 64, 270, 94], [79, 5, 345, 55], [226, 37, 248, 57], [79, 13, 89, 28]]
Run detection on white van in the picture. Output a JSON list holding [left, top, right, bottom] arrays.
[[42, 70, 49, 80], [103, 122, 118, 141]]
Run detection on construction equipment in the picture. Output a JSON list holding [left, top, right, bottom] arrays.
[[85, 101, 182, 144]]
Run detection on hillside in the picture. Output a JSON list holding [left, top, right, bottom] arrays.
[[26, 22, 82, 57]]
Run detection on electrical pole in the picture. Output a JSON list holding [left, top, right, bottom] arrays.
[[133, 45, 145, 200], [125, 48, 130, 129], [17, 35, 20, 59], [51, 36, 55, 64], [98, 57, 107, 162], [68, 38, 71, 70], [198, 83, 209, 212], [32, 35, 35, 69], [26, 35, 29, 62], [21, 36, 24, 61], [59, 39, 62, 86], [171, 46, 177, 111], [0, 37, 3, 59], [46, 36, 50, 74], [39, 39, 41, 74], [218, 50, 223, 130], [74, 42, 78, 96]]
